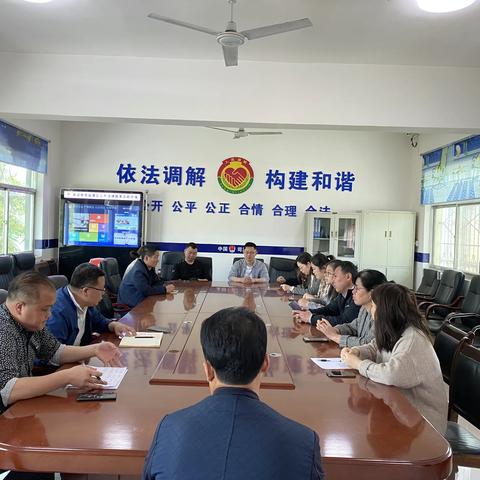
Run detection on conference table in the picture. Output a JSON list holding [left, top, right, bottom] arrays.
[[0, 282, 452, 479]]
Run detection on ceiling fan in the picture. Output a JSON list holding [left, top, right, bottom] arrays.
[[148, 0, 313, 67], [207, 127, 283, 139]]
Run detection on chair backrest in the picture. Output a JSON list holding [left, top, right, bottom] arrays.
[[233, 257, 265, 264], [459, 276, 480, 330], [160, 252, 184, 281], [12, 252, 35, 276], [0, 288, 8, 304], [0, 255, 15, 290], [268, 256, 297, 283], [433, 321, 470, 384], [96, 293, 114, 318], [48, 275, 68, 290], [417, 268, 440, 296], [433, 270, 464, 305], [449, 334, 480, 429], [89, 257, 104, 268], [196, 256, 213, 281], [100, 257, 122, 295]]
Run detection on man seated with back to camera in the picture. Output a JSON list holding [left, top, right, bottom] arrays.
[[46, 263, 135, 346], [0, 272, 121, 479], [172, 242, 211, 281], [228, 241, 269, 284], [293, 260, 360, 327], [143, 307, 324, 480]]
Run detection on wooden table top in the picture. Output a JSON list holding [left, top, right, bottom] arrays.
[[0, 282, 452, 479]]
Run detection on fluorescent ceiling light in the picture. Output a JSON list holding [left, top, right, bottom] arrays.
[[418, 0, 477, 12], [23, 0, 53, 3]]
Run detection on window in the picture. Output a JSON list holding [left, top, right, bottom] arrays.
[[432, 203, 480, 274], [0, 162, 36, 254]]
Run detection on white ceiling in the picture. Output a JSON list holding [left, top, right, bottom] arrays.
[[1, 0, 480, 67]]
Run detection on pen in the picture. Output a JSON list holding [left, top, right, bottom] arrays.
[[320, 359, 338, 362], [82, 361, 102, 381], [135, 335, 154, 338]]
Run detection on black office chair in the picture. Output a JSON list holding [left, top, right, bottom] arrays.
[[0, 288, 7, 304], [268, 257, 297, 283], [433, 320, 472, 384], [445, 329, 480, 470], [100, 257, 123, 297], [0, 255, 15, 290], [12, 252, 35, 276], [196, 257, 213, 281], [413, 268, 440, 296], [160, 252, 184, 281], [425, 274, 477, 334], [48, 275, 68, 290], [417, 270, 464, 322]]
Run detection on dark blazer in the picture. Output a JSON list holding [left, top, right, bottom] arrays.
[[143, 387, 324, 480], [46, 286, 111, 345], [118, 259, 166, 308], [310, 288, 360, 326]]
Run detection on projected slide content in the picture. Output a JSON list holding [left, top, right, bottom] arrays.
[[64, 203, 141, 247]]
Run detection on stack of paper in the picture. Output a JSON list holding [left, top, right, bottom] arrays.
[[119, 332, 163, 348], [310, 357, 350, 370], [94, 366, 128, 389]]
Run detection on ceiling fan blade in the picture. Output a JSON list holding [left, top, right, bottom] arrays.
[[241, 18, 312, 40], [148, 13, 219, 36], [222, 46, 238, 67], [207, 126, 237, 133], [247, 132, 283, 136]]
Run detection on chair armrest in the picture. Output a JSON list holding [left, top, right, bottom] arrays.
[[418, 300, 435, 310], [425, 303, 461, 319], [112, 303, 131, 314]]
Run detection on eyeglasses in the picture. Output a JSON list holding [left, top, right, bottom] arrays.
[[352, 285, 367, 292], [85, 286, 106, 293]]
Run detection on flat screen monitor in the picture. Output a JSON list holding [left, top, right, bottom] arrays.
[[61, 189, 143, 248]]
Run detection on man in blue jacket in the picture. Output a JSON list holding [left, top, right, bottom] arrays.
[[46, 263, 134, 346], [143, 307, 324, 480], [118, 245, 174, 308]]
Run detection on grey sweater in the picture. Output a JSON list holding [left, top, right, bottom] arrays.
[[336, 307, 374, 347], [354, 327, 448, 433], [292, 274, 321, 296]]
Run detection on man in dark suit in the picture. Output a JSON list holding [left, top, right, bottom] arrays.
[[143, 307, 324, 480]]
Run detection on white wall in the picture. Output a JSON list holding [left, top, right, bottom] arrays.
[[57, 122, 415, 280], [1, 53, 480, 131]]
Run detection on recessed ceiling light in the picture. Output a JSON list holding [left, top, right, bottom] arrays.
[[418, 0, 477, 12]]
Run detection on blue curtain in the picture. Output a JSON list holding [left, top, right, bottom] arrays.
[[0, 119, 48, 173]]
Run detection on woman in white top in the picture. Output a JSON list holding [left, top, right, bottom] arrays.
[[341, 282, 448, 433]]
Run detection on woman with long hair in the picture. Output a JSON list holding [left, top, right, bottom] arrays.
[[316, 269, 387, 346], [280, 252, 319, 296], [340, 282, 447, 433], [298, 255, 337, 309]]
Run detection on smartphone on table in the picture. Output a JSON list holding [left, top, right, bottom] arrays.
[[326, 370, 356, 378], [303, 335, 329, 343], [77, 392, 117, 401], [288, 301, 302, 310]]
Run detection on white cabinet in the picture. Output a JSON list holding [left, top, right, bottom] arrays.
[[360, 211, 416, 288], [305, 212, 361, 264], [305, 210, 416, 288]]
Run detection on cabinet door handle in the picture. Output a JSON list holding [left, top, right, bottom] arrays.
[[384, 231, 387, 238], [335, 231, 338, 238], [389, 231, 392, 238]]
